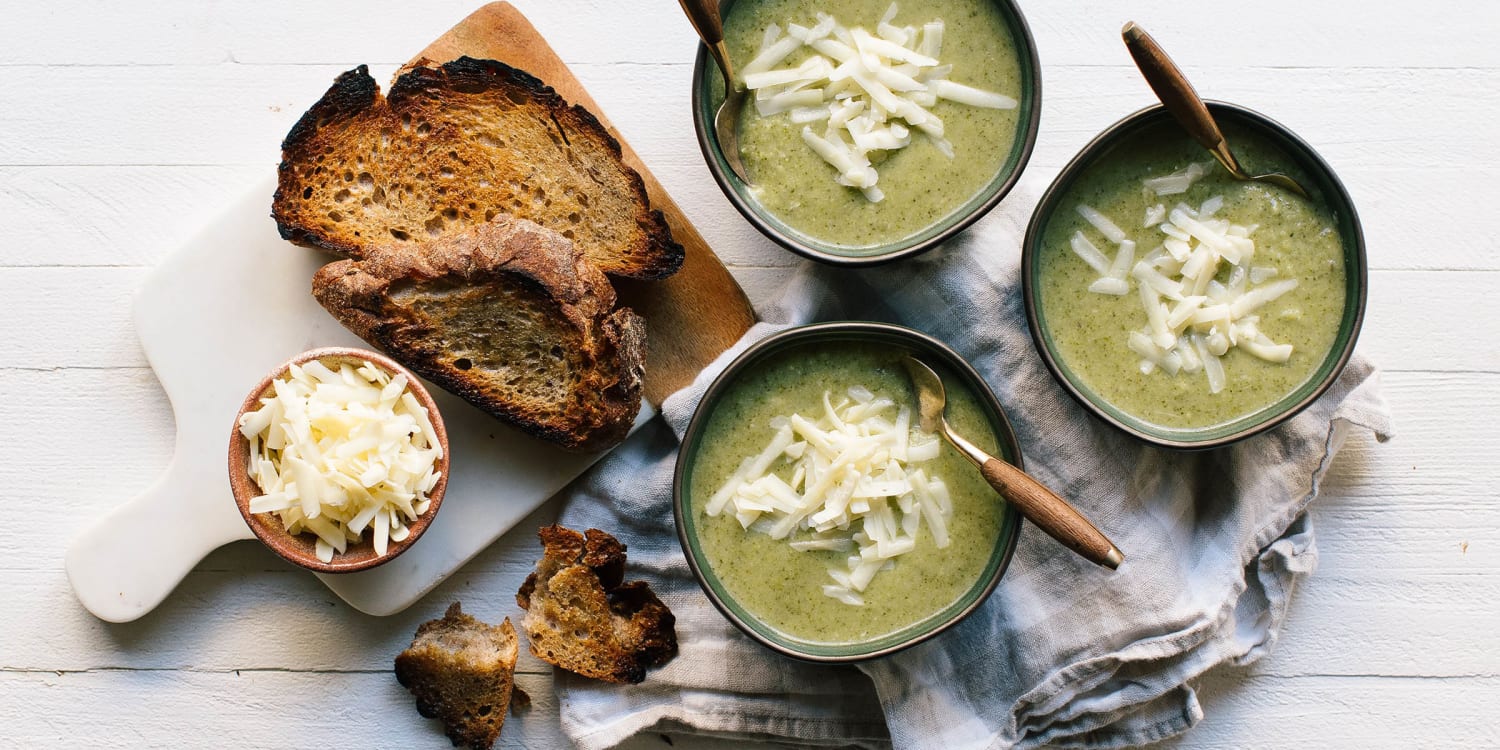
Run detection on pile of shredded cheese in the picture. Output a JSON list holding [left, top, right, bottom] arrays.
[[707, 385, 953, 606], [743, 3, 1017, 202], [1068, 166, 1300, 394], [239, 360, 443, 563]]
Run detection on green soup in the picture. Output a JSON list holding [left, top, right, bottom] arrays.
[[1036, 121, 1347, 430], [721, 0, 1024, 253], [686, 342, 1006, 645]]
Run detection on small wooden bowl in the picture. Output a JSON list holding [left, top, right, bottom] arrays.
[[228, 347, 450, 573]]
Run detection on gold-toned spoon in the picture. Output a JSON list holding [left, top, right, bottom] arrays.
[[1122, 21, 1310, 199], [903, 356, 1124, 570], [678, 0, 752, 184]]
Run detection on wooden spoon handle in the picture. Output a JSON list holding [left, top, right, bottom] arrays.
[[980, 458, 1124, 569], [677, 0, 725, 45], [678, 0, 738, 90], [1121, 22, 1235, 166]]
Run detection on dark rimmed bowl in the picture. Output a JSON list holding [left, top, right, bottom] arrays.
[[1021, 102, 1367, 450], [228, 347, 450, 573], [673, 322, 1023, 662], [691, 0, 1042, 267]]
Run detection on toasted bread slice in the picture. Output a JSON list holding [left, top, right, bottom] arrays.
[[312, 216, 644, 452], [394, 602, 524, 750], [274, 57, 683, 280], [516, 525, 677, 684]]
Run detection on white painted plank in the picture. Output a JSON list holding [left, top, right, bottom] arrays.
[[1, 64, 1491, 171], [0, 166, 266, 268], [1158, 674, 1500, 748], [5, 1, 1499, 70], [0, 668, 730, 750]]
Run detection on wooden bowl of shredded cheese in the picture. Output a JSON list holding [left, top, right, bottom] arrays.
[[228, 347, 450, 573]]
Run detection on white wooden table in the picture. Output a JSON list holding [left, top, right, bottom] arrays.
[[4, 1, 1496, 747]]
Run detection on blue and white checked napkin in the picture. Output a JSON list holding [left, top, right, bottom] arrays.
[[547, 227, 1392, 749]]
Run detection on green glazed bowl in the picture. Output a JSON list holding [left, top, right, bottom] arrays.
[[690, 0, 1042, 267], [1021, 102, 1367, 450], [673, 322, 1023, 662]]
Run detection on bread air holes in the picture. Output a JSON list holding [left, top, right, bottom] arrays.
[[333, 189, 351, 203], [425, 216, 445, 237], [453, 357, 473, 371], [389, 228, 410, 241]]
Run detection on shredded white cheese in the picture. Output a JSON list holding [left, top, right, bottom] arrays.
[[706, 385, 951, 605], [239, 360, 443, 563], [1071, 191, 1300, 394], [743, 3, 1017, 202]]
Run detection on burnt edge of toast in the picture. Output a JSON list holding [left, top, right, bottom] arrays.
[[273, 57, 685, 280], [272, 65, 380, 259]]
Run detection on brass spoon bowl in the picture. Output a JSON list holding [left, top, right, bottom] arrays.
[[1122, 21, 1310, 199], [903, 356, 1123, 569], [678, 0, 752, 184]]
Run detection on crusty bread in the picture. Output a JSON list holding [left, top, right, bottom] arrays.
[[516, 525, 677, 684], [394, 602, 524, 750], [312, 216, 644, 452], [274, 57, 684, 280]]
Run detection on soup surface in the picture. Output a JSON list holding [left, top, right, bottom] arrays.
[[686, 342, 1007, 645], [1036, 120, 1347, 430], [722, 0, 1024, 252]]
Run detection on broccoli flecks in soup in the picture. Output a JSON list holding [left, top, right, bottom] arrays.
[[1036, 121, 1347, 430], [722, 0, 1023, 252], [686, 343, 1006, 645]]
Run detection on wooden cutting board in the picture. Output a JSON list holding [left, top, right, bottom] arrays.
[[65, 2, 754, 622], [418, 2, 755, 403]]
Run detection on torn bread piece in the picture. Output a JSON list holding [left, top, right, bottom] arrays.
[[394, 602, 526, 750], [516, 525, 677, 684], [312, 216, 645, 452]]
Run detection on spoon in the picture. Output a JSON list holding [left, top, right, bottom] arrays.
[[903, 356, 1124, 570], [678, 0, 752, 184], [1121, 21, 1310, 199]]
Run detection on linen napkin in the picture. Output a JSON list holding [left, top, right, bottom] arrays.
[[548, 227, 1393, 749]]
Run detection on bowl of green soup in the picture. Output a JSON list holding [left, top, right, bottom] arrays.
[[674, 322, 1023, 661], [1022, 102, 1367, 449], [692, 0, 1041, 265]]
